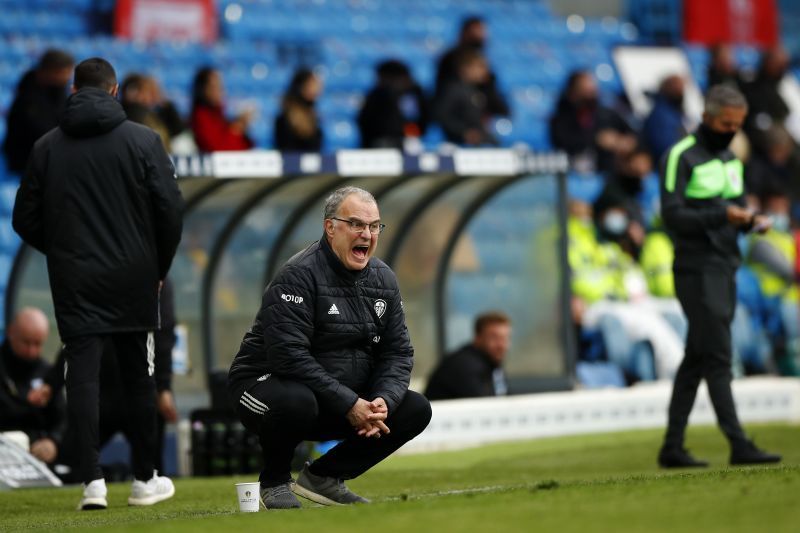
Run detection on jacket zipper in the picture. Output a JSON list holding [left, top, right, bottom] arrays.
[[353, 279, 364, 375]]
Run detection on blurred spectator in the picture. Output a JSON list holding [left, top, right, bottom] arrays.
[[600, 146, 656, 228], [358, 60, 429, 149], [746, 184, 799, 376], [742, 46, 792, 157], [0, 308, 65, 465], [644, 75, 688, 162], [437, 50, 498, 146], [639, 219, 676, 299], [549, 70, 638, 173], [434, 16, 509, 118], [745, 126, 800, 202], [274, 68, 324, 152], [190, 67, 254, 152], [594, 174, 648, 258], [425, 311, 510, 400], [568, 196, 684, 382], [121, 73, 172, 150], [707, 43, 742, 89], [2, 49, 74, 175], [145, 76, 189, 143]]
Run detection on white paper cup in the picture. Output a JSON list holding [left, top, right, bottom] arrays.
[[236, 482, 260, 512]]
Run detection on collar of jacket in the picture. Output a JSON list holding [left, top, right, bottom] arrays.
[[692, 125, 735, 157], [467, 343, 502, 369], [319, 234, 371, 282], [59, 87, 127, 138]]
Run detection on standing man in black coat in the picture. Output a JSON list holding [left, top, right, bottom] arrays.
[[12, 58, 183, 510], [2, 49, 74, 176], [228, 186, 431, 509], [424, 311, 511, 401], [658, 85, 780, 468]]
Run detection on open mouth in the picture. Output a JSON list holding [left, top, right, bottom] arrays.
[[352, 244, 369, 260]]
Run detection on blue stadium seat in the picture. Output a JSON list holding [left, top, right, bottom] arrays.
[[0, 253, 12, 288], [0, 182, 18, 215], [567, 172, 605, 203], [576, 361, 626, 388]]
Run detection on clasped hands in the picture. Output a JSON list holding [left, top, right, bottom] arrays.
[[346, 397, 390, 439]]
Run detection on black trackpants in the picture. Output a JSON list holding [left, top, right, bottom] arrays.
[[230, 374, 432, 488], [664, 269, 748, 449], [63, 332, 157, 483]]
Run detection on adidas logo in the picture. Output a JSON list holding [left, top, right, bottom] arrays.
[[328, 304, 340, 315]]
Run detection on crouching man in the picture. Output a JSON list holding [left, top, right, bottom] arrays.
[[228, 187, 431, 509]]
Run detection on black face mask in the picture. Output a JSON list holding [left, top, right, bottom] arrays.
[[577, 96, 598, 110], [666, 94, 684, 111], [464, 38, 485, 51], [700, 123, 736, 152], [44, 84, 66, 102], [618, 174, 644, 195]]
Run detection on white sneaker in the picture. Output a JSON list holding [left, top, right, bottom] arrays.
[[128, 471, 175, 506], [78, 478, 108, 510]]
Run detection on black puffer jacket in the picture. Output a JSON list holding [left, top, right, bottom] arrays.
[[229, 236, 413, 416], [12, 87, 183, 339]]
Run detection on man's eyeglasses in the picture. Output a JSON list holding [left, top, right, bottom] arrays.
[[330, 217, 386, 234]]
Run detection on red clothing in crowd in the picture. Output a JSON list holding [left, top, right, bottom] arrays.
[[191, 105, 253, 152]]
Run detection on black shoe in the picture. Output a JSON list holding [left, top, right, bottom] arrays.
[[730, 440, 781, 466], [658, 446, 709, 468]]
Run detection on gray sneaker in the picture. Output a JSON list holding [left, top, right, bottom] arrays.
[[293, 464, 370, 506], [260, 483, 302, 509]]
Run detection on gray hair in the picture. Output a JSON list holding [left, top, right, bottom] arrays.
[[705, 84, 748, 116], [323, 186, 377, 220]]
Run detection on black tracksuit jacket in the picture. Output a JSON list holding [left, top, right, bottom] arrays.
[[229, 236, 414, 416]]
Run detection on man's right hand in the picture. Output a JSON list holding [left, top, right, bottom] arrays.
[[28, 384, 52, 407], [726, 205, 754, 227], [347, 398, 390, 438]]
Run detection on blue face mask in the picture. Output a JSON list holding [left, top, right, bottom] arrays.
[[769, 213, 790, 233], [602, 211, 629, 236]]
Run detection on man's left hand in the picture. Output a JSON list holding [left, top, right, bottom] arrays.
[[370, 397, 388, 415]]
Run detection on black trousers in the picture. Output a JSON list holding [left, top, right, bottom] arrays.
[[230, 374, 432, 487], [664, 270, 748, 449], [64, 332, 157, 483], [58, 404, 167, 482]]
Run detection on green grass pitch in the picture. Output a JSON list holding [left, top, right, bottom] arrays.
[[1, 423, 798, 532]]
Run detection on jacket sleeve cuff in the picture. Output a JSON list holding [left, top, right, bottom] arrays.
[[332, 386, 359, 417], [370, 390, 401, 414], [718, 206, 730, 226], [156, 378, 172, 392]]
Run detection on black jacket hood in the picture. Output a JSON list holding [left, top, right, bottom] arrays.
[[60, 87, 127, 138]]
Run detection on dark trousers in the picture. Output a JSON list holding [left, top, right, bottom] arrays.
[[664, 270, 748, 449], [230, 375, 432, 487], [58, 404, 167, 482], [64, 332, 157, 483]]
